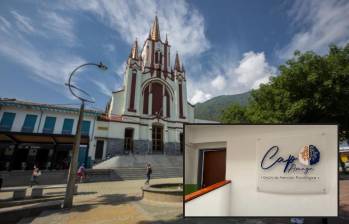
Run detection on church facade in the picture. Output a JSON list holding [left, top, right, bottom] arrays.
[[92, 16, 198, 160], [0, 17, 213, 170]]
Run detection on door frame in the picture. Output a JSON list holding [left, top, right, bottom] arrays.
[[151, 123, 164, 153], [124, 128, 134, 153], [197, 148, 226, 188], [95, 140, 104, 160]]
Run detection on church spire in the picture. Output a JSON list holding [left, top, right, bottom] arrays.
[[130, 39, 139, 59], [174, 52, 181, 71], [150, 15, 161, 41]]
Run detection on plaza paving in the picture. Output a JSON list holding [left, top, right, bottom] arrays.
[[1, 178, 349, 223]]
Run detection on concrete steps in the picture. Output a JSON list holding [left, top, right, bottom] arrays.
[[113, 167, 183, 180], [93, 155, 183, 169], [85, 167, 182, 181], [91, 154, 183, 181]]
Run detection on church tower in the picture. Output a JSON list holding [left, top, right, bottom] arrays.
[[105, 16, 195, 155], [110, 15, 191, 121]]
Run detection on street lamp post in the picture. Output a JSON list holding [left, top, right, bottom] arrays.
[[63, 62, 108, 209]]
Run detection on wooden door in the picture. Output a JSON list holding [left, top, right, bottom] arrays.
[[202, 149, 226, 188]]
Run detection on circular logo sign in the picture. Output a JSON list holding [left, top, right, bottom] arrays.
[[298, 145, 320, 166]]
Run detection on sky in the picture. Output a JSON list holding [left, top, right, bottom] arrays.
[[0, 0, 349, 110]]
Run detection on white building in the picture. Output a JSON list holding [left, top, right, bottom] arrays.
[[0, 99, 100, 170], [91, 16, 205, 160], [0, 16, 214, 170]]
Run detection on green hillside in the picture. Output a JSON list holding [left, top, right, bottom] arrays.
[[194, 91, 251, 121]]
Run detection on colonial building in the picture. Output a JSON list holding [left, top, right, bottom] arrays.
[[92, 16, 198, 159]]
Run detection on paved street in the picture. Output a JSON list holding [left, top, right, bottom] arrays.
[[13, 178, 182, 224], [1, 179, 349, 223]]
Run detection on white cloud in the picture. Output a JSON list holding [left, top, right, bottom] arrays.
[[91, 79, 113, 96], [211, 75, 226, 90], [40, 11, 76, 45], [0, 36, 85, 84], [279, 0, 349, 59], [187, 51, 276, 104], [0, 16, 11, 33], [66, 0, 209, 59], [235, 52, 275, 89], [0, 10, 84, 99], [190, 90, 212, 105], [11, 11, 35, 33]]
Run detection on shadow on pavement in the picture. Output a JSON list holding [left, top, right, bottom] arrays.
[[28, 193, 142, 219]]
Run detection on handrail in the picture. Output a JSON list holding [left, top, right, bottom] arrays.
[[184, 180, 231, 202]]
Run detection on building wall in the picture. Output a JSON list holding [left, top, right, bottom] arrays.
[[91, 119, 183, 159], [0, 104, 99, 169], [185, 125, 338, 216], [185, 182, 231, 216], [0, 107, 96, 136]]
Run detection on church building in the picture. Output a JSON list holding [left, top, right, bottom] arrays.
[[93, 16, 200, 160], [0, 16, 214, 171]]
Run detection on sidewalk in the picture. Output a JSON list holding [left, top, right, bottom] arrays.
[[19, 178, 182, 224], [6, 179, 349, 224]]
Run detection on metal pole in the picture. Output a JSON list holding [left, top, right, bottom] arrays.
[[63, 101, 85, 208], [61, 61, 107, 209]]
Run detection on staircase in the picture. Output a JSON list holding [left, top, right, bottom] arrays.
[[113, 167, 182, 180], [91, 154, 183, 180]]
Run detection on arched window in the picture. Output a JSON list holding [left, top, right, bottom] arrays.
[[165, 89, 170, 117], [143, 85, 149, 114], [155, 50, 161, 65], [142, 81, 173, 117], [151, 82, 163, 116], [155, 51, 159, 64]]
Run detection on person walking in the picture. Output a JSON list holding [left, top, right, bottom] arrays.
[[30, 165, 40, 187], [145, 163, 152, 185], [77, 164, 86, 183]]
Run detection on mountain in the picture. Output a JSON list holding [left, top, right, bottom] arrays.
[[194, 91, 251, 121]]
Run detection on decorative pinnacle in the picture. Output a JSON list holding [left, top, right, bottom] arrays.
[[150, 15, 161, 41], [131, 39, 138, 59], [174, 52, 181, 71]]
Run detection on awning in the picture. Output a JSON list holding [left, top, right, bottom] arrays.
[[0, 131, 89, 145]]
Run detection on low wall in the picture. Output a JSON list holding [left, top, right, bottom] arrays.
[[185, 182, 231, 216]]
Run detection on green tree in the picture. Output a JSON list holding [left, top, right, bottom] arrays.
[[246, 44, 349, 139], [219, 103, 247, 123], [221, 44, 349, 171]]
